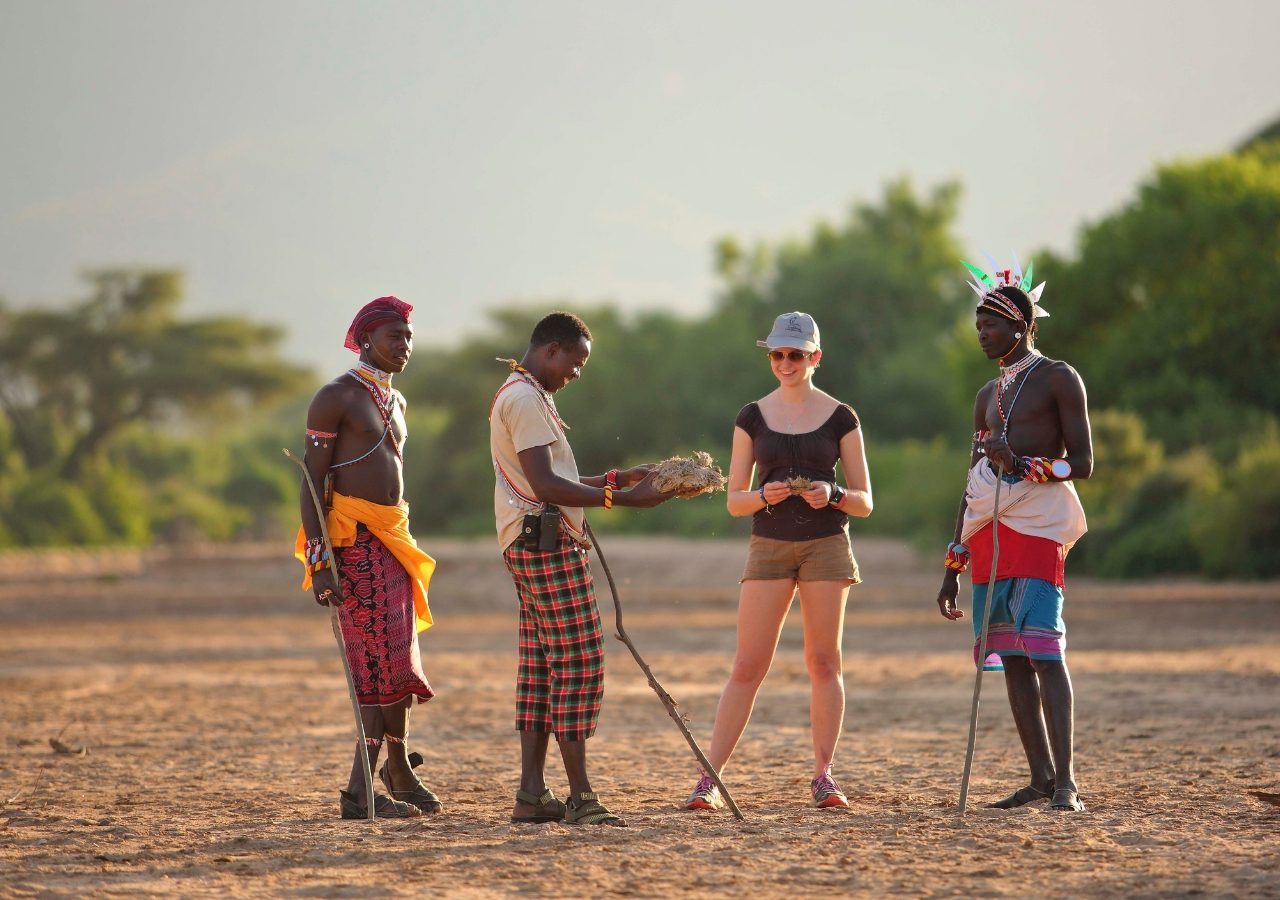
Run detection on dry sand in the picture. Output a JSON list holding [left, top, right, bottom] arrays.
[[1, 536, 1278, 898]]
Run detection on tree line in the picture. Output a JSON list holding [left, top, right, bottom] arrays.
[[1, 132, 1277, 577]]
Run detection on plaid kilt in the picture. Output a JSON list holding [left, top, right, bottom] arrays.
[[502, 533, 604, 741]]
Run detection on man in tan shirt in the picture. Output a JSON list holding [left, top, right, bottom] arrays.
[[490, 311, 671, 826]]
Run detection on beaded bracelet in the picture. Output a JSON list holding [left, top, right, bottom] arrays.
[[1017, 456, 1071, 484], [603, 485, 614, 510], [758, 485, 768, 508], [944, 542, 970, 573]]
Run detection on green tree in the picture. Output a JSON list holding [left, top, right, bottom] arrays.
[[1044, 144, 1280, 458], [0, 269, 310, 546], [0, 269, 308, 480]]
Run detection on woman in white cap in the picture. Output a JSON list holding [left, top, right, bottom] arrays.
[[685, 311, 872, 811]]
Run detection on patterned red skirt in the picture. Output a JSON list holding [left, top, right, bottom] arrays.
[[335, 527, 435, 707]]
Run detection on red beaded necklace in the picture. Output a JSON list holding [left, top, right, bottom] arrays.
[[348, 364, 402, 459]]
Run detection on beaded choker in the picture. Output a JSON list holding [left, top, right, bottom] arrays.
[[350, 362, 394, 402], [997, 350, 1041, 393]]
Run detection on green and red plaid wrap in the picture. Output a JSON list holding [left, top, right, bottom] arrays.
[[503, 533, 604, 741]]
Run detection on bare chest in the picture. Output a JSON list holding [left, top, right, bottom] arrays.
[[984, 375, 1062, 454]]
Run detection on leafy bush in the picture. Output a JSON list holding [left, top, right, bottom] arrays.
[[5, 473, 109, 546], [1074, 408, 1164, 530], [1073, 450, 1220, 578], [1194, 424, 1280, 578]]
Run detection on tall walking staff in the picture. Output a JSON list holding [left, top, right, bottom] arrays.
[[958, 465, 1003, 815], [284, 448, 376, 821], [585, 521, 746, 821]]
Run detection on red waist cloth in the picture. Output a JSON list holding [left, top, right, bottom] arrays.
[[968, 521, 1066, 587]]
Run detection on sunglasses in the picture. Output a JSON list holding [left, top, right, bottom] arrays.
[[768, 350, 812, 363]]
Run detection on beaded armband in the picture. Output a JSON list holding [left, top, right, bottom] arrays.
[[972, 429, 991, 454], [304, 538, 330, 575], [306, 428, 338, 449], [605, 469, 620, 490], [944, 542, 970, 573]]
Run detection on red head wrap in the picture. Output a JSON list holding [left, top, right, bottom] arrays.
[[344, 296, 413, 352]]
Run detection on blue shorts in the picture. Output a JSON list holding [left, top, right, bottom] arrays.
[[972, 577, 1066, 672]]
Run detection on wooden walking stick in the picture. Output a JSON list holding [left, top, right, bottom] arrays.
[[584, 521, 746, 821], [958, 466, 1004, 816], [283, 449, 376, 822]]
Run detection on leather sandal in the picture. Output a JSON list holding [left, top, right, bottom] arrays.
[[512, 788, 568, 824], [338, 789, 422, 820], [987, 783, 1054, 809], [378, 761, 443, 814], [565, 791, 626, 827], [1048, 788, 1086, 812]]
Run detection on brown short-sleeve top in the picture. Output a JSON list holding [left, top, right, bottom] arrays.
[[735, 401, 860, 541]]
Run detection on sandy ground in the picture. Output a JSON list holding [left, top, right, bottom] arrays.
[[1, 535, 1278, 898]]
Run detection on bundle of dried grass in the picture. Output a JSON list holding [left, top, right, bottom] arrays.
[[650, 451, 726, 499], [785, 476, 813, 495]]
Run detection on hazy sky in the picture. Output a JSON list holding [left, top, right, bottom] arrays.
[[3, 0, 1277, 375]]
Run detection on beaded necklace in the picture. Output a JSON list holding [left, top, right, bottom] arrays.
[[496, 358, 570, 431], [997, 349, 1041, 393], [995, 354, 1043, 439], [342, 362, 402, 461]]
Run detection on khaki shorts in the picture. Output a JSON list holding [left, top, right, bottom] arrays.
[[741, 532, 861, 584]]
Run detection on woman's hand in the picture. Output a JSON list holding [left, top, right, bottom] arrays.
[[800, 481, 833, 509], [760, 481, 792, 506]]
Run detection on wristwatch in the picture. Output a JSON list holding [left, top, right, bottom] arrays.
[[828, 484, 846, 509]]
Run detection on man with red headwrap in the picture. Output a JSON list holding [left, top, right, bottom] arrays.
[[295, 296, 442, 819]]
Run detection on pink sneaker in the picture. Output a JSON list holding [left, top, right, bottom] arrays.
[[684, 773, 724, 811], [811, 773, 849, 809]]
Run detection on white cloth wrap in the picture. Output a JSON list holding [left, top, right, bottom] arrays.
[[961, 460, 1087, 550]]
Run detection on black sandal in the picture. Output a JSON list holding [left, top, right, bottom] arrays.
[[1048, 788, 1086, 812], [986, 783, 1054, 809]]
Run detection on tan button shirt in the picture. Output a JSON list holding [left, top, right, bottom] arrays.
[[489, 374, 586, 551]]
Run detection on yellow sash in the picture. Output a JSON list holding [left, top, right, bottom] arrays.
[[294, 492, 435, 633]]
